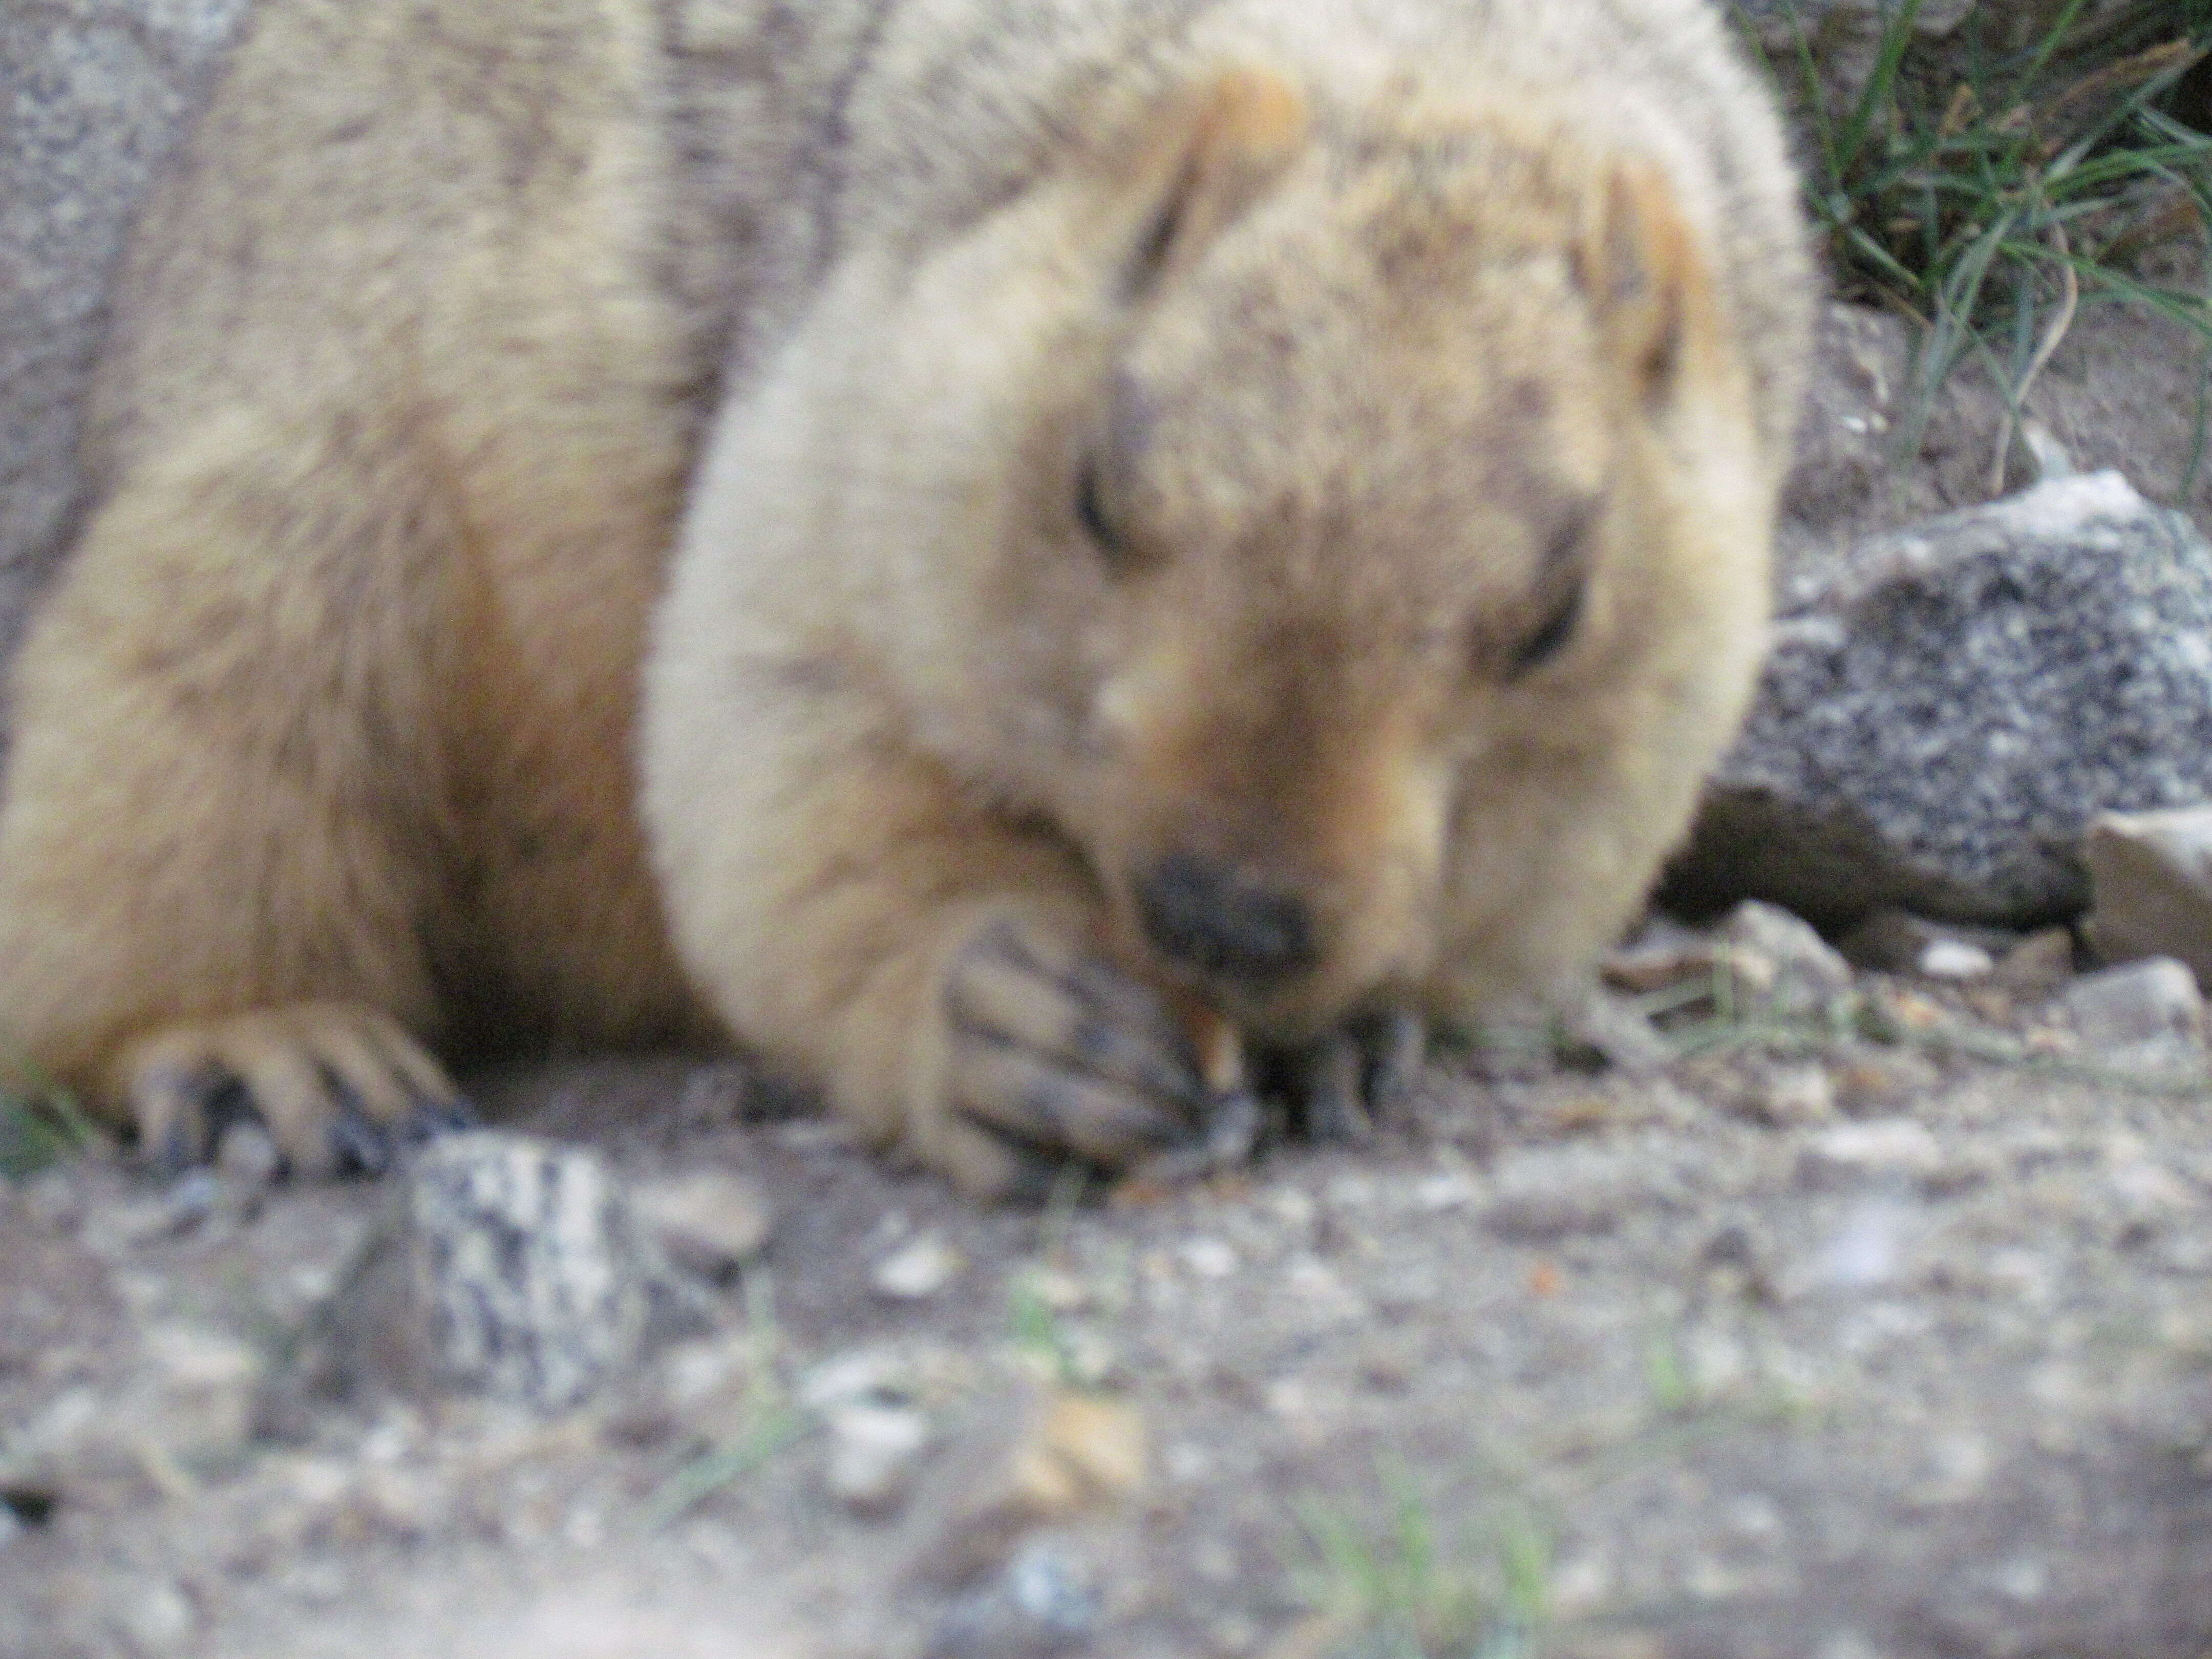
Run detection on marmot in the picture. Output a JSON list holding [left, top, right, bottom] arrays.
[[0, 0, 1809, 1196]]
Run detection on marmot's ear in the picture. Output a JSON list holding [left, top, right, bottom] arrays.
[[1571, 159, 1713, 413], [1103, 68, 1308, 300]]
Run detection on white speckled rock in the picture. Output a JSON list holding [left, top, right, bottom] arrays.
[[1670, 475, 2212, 930], [316, 1133, 692, 1413]]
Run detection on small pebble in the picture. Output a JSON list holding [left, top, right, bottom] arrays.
[[132, 1321, 268, 1466], [1797, 1119, 1943, 1190], [1801, 1195, 1916, 1292], [826, 1400, 932, 1515], [1996, 927, 2077, 992], [1754, 1063, 1837, 1126], [1006, 1540, 1104, 1637], [115, 1578, 196, 1652], [799, 1347, 916, 1414], [215, 1121, 282, 1184], [1484, 1146, 1633, 1241], [1838, 909, 1958, 973], [1833, 1049, 1940, 1116], [872, 1232, 964, 1299], [632, 1169, 775, 1280], [2107, 1155, 2195, 1218], [910, 1387, 1145, 1588], [1601, 918, 1718, 993], [928, 1540, 1105, 1657], [1917, 940, 1994, 981], [1179, 1237, 1239, 1279], [1720, 901, 1854, 1014]]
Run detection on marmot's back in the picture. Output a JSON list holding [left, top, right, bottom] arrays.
[[761, 0, 1806, 466]]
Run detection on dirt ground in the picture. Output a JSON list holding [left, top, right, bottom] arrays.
[[6, 925, 2212, 1659], [8, 136, 2212, 1659]]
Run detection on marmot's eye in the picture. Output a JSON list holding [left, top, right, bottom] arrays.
[[1075, 458, 1148, 572], [1506, 577, 1585, 679], [1074, 460, 1123, 561]]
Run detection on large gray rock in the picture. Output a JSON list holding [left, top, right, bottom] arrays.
[[1667, 472, 2212, 929], [0, 0, 250, 711]]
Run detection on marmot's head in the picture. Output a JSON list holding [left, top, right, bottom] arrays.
[[775, 68, 1775, 1037]]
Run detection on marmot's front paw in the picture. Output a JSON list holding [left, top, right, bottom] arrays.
[[112, 1003, 473, 1179], [929, 918, 1207, 1199]]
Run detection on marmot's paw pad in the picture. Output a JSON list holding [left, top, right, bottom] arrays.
[[1283, 1008, 1426, 1146], [116, 1003, 472, 1179], [939, 919, 1205, 1200]]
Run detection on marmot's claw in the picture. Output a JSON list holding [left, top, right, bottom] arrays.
[[329, 1097, 396, 1177], [116, 1003, 465, 1181], [1366, 1008, 1427, 1124], [1286, 1008, 1426, 1145], [1203, 1086, 1263, 1165], [399, 1095, 478, 1144], [942, 919, 1205, 1186]]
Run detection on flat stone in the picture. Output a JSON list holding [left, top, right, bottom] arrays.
[[1602, 917, 1720, 993], [2060, 958, 2204, 1050], [2082, 808, 2212, 987]]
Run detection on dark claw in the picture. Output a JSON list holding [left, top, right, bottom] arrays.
[[1203, 1087, 1263, 1165], [328, 1099, 394, 1176], [1363, 1010, 1426, 1125], [155, 1115, 201, 1180], [960, 1112, 1083, 1206], [399, 1093, 477, 1144], [1069, 1014, 1203, 1109], [151, 1072, 250, 1177], [201, 1078, 263, 1142], [1296, 1036, 1374, 1146], [1129, 1086, 1264, 1187]]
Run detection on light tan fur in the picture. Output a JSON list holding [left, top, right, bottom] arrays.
[[0, 0, 1809, 1193]]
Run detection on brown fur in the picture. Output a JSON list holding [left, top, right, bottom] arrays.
[[0, 0, 1809, 1194]]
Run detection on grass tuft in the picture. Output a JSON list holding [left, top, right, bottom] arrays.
[[1289, 1470, 1549, 1659], [1741, 0, 2212, 492], [0, 1076, 101, 1181]]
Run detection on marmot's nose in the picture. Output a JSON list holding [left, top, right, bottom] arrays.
[[1134, 852, 1318, 986]]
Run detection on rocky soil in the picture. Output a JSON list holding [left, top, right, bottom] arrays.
[[6, 910, 2212, 1659]]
